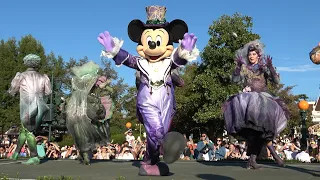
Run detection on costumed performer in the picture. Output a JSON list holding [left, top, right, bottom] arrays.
[[309, 42, 320, 65], [98, 5, 199, 176], [65, 61, 114, 165], [223, 40, 290, 169], [8, 54, 52, 165]]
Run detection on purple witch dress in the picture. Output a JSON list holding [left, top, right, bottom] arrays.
[[223, 63, 290, 141], [101, 38, 199, 164]]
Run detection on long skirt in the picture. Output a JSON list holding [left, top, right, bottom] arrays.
[[223, 91, 289, 141]]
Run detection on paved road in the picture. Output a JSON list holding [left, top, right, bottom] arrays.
[[0, 159, 319, 180]]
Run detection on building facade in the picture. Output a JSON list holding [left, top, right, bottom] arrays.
[[308, 99, 320, 136], [308, 99, 320, 123]]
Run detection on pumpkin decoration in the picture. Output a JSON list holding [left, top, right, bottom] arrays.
[[298, 100, 309, 110], [126, 122, 132, 129], [309, 44, 320, 65]]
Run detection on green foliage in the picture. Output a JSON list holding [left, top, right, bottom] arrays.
[[121, 87, 137, 122], [56, 134, 75, 146], [98, 59, 132, 136], [0, 37, 20, 130], [191, 13, 260, 139], [267, 84, 311, 135], [110, 133, 126, 144], [172, 64, 203, 138]]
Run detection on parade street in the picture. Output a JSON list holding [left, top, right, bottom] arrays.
[[0, 159, 319, 180]]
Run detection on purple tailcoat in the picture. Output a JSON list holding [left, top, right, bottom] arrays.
[[112, 48, 187, 164]]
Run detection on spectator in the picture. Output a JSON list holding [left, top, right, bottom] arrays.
[[69, 150, 78, 160], [36, 136, 47, 159], [196, 133, 214, 161], [118, 146, 134, 160], [214, 139, 227, 160], [7, 139, 17, 158], [124, 129, 135, 147], [0, 145, 7, 159], [295, 148, 311, 163], [227, 143, 241, 159]]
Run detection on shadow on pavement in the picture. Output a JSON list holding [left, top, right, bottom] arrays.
[[197, 160, 320, 177], [196, 174, 236, 180], [268, 163, 320, 177]]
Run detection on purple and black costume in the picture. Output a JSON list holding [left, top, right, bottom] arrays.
[[223, 40, 289, 168], [102, 50, 188, 160], [98, 5, 199, 176]]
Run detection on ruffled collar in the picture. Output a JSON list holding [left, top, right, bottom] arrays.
[[246, 63, 261, 73]]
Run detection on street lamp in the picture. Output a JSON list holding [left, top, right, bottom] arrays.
[[135, 123, 142, 138], [298, 99, 310, 150]]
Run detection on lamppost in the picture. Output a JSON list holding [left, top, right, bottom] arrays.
[[298, 99, 309, 150], [135, 123, 143, 137]]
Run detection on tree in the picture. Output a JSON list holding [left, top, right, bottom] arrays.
[[267, 83, 312, 135], [120, 86, 147, 137], [192, 13, 260, 139], [42, 52, 68, 130], [0, 37, 20, 131], [122, 86, 137, 122], [171, 64, 203, 139], [100, 60, 129, 135]]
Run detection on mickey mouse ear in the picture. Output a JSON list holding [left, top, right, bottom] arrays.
[[128, 20, 145, 43], [168, 19, 188, 43]]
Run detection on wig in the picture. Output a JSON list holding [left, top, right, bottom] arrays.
[[23, 54, 41, 68], [235, 39, 265, 65]]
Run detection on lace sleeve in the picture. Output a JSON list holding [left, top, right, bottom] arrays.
[[8, 72, 22, 96], [265, 66, 280, 84], [232, 65, 245, 85]]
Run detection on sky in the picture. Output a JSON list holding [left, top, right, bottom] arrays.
[[1, 0, 320, 100]]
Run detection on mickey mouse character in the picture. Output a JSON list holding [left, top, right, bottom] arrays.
[[98, 6, 199, 176]]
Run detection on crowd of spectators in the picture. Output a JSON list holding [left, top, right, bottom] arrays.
[[181, 133, 320, 163], [1, 130, 319, 163]]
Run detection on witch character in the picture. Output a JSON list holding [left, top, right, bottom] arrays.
[[223, 40, 290, 169], [65, 61, 114, 165]]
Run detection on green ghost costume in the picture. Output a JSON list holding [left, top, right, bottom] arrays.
[[65, 61, 113, 165], [8, 54, 52, 165]]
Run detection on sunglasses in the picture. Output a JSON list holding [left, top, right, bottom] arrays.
[[217, 140, 221, 141]]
